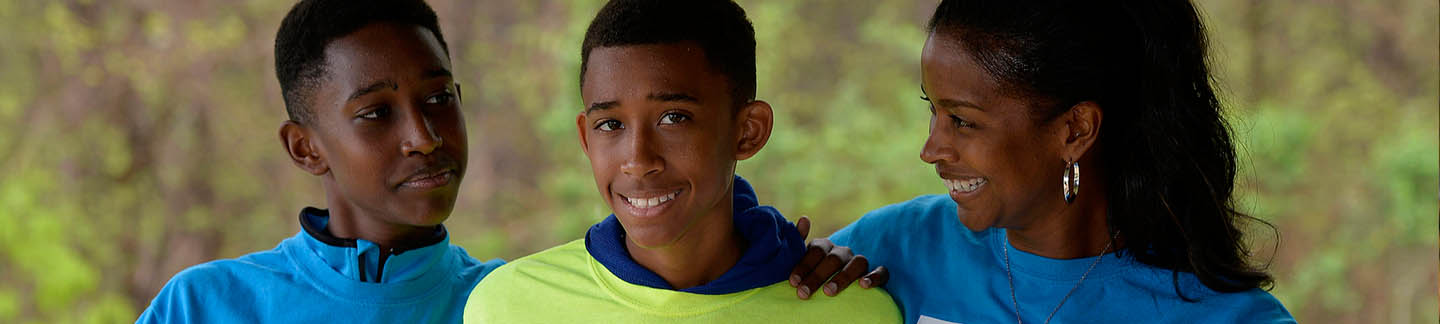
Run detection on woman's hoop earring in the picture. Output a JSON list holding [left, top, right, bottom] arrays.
[[1062, 160, 1080, 204]]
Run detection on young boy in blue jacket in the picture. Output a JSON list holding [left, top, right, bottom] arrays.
[[136, 0, 502, 322]]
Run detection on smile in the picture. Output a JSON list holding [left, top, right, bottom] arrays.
[[943, 177, 987, 193], [622, 190, 681, 209]]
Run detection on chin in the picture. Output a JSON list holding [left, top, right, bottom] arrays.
[[955, 209, 996, 232], [401, 203, 454, 227], [617, 221, 686, 249]]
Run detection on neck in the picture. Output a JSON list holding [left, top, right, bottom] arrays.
[[323, 190, 436, 251], [1006, 171, 1117, 259], [625, 197, 744, 290]]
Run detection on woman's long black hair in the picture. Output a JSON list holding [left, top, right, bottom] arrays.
[[926, 0, 1274, 298]]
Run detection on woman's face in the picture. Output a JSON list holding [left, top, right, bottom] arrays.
[[919, 32, 1070, 232]]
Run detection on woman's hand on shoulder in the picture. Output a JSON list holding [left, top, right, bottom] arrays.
[[787, 216, 890, 300]]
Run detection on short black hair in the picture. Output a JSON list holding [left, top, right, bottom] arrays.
[[274, 0, 450, 123], [580, 0, 757, 106]]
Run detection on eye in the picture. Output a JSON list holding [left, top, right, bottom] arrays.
[[596, 119, 623, 131], [950, 115, 975, 128], [358, 106, 390, 120], [658, 112, 689, 125], [425, 92, 455, 105]]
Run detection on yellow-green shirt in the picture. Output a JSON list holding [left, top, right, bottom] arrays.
[[465, 239, 901, 323]]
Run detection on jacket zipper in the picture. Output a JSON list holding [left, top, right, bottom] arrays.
[[358, 247, 400, 283]]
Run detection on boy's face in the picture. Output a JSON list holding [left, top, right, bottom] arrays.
[[286, 23, 467, 229], [578, 43, 769, 248]]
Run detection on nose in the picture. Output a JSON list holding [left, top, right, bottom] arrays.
[[619, 127, 664, 177], [919, 116, 957, 164], [400, 106, 443, 156]]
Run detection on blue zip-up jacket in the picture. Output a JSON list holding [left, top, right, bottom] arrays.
[[136, 208, 504, 323]]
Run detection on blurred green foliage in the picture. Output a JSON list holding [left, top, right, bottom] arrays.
[[0, 0, 1434, 323]]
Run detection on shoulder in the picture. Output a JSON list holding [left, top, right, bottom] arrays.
[[851, 194, 955, 233], [447, 244, 506, 285], [137, 249, 295, 323], [466, 240, 595, 321], [490, 239, 589, 276], [470, 239, 590, 297], [1121, 264, 1295, 323], [1179, 287, 1294, 323], [749, 282, 902, 323], [831, 195, 954, 243], [835, 194, 956, 234], [166, 248, 296, 292], [862, 194, 955, 224]]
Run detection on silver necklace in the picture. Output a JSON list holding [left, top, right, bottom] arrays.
[[1002, 230, 1120, 324]]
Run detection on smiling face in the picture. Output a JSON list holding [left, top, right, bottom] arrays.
[[919, 32, 1069, 232], [578, 42, 753, 248], [284, 22, 467, 234]]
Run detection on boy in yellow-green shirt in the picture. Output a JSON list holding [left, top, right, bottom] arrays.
[[464, 0, 900, 322]]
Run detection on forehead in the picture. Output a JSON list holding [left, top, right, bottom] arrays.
[[580, 43, 729, 104], [926, 33, 1043, 111], [922, 33, 999, 94], [322, 23, 451, 88]]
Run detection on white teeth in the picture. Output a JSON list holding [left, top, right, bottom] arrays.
[[626, 191, 679, 209], [943, 178, 987, 193]]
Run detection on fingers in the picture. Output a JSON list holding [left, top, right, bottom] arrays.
[[821, 255, 869, 296], [796, 216, 811, 241], [790, 238, 833, 287], [797, 245, 852, 300], [858, 266, 889, 289]]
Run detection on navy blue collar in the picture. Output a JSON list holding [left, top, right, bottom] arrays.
[[299, 207, 447, 251], [298, 208, 450, 283], [584, 175, 806, 295]]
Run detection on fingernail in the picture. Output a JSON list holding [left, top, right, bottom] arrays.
[[789, 275, 800, 286], [860, 278, 872, 288], [824, 282, 837, 296], [798, 286, 811, 299]]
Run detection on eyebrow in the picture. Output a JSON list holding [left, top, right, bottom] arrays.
[[921, 86, 985, 111], [348, 81, 397, 102], [586, 101, 618, 114], [936, 98, 985, 111], [422, 68, 452, 80], [345, 68, 453, 102], [647, 92, 699, 103], [584, 91, 701, 115]]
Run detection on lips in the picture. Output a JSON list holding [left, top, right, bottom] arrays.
[[936, 165, 986, 199], [400, 168, 453, 189], [613, 187, 684, 219], [943, 177, 987, 193], [620, 190, 681, 209], [398, 159, 459, 190]]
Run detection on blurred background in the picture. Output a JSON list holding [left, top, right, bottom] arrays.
[[0, 0, 1435, 322]]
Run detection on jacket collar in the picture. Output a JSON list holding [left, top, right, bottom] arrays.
[[584, 175, 806, 295], [298, 207, 449, 284]]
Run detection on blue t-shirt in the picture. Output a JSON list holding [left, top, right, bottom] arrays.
[[829, 195, 1295, 324], [136, 208, 505, 323]]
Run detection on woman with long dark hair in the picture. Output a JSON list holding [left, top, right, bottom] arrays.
[[825, 0, 1295, 322]]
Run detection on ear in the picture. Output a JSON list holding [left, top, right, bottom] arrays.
[[279, 120, 329, 175], [575, 112, 591, 156], [734, 100, 774, 161], [1059, 101, 1103, 162]]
